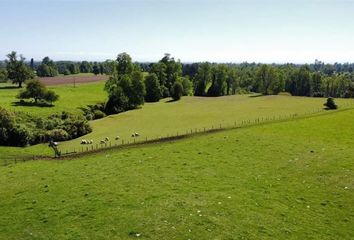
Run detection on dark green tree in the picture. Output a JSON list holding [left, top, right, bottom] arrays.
[[5, 51, 34, 87], [171, 82, 183, 101], [17, 79, 59, 104], [193, 62, 211, 96], [144, 73, 161, 102]]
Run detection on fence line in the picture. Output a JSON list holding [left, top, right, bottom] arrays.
[[2, 102, 354, 166]]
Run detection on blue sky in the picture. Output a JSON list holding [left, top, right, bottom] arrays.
[[0, 0, 353, 63]]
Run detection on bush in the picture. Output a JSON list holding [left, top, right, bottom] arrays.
[[324, 97, 337, 110], [63, 69, 71, 75], [46, 129, 69, 141], [93, 110, 106, 119], [0, 108, 93, 147], [171, 82, 183, 101], [9, 125, 31, 147]]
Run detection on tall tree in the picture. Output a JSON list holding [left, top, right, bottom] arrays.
[[256, 64, 278, 95], [5, 51, 34, 88], [193, 62, 211, 96], [144, 73, 161, 102]]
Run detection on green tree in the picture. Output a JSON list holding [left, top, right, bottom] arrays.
[[17, 79, 59, 104], [179, 76, 193, 96], [92, 65, 100, 75], [0, 69, 8, 83], [117, 52, 133, 75], [256, 64, 278, 95], [144, 73, 161, 102], [5, 51, 34, 88], [104, 53, 145, 114], [171, 82, 183, 101], [207, 65, 227, 97], [193, 62, 211, 96], [37, 57, 58, 77], [68, 63, 79, 74]]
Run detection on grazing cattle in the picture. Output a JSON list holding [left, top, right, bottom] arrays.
[[81, 139, 87, 144], [100, 140, 105, 144], [105, 137, 109, 141], [115, 136, 120, 140]]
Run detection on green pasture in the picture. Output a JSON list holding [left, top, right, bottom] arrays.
[[0, 108, 353, 239], [0, 81, 353, 159], [57, 94, 353, 154], [0, 81, 107, 117]]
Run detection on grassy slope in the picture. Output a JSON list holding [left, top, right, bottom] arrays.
[[0, 81, 107, 117], [0, 109, 353, 239], [58, 95, 353, 154], [0, 89, 353, 159]]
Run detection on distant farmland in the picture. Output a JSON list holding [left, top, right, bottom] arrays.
[[39, 74, 108, 86]]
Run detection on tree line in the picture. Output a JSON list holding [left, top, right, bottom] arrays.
[[1, 51, 354, 99]]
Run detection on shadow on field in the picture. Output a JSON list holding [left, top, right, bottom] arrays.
[[249, 94, 264, 98], [0, 85, 19, 90], [165, 99, 178, 103], [12, 101, 54, 108]]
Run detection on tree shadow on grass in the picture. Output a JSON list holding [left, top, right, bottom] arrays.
[[165, 99, 179, 103], [12, 101, 54, 108], [249, 94, 264, 98], [0, 85, 20, 90]]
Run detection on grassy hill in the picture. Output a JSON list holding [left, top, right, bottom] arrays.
[[0, 108, 353, 239], [0, 81, 107, 117], [0, 81, 353, 160]]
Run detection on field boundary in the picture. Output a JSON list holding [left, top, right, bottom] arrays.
[[2, 101, 353, 166]]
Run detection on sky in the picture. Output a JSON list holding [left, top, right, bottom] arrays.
[[0, 0, 354, 63]]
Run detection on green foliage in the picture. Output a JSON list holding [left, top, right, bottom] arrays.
[[93, 110, 106, 119], [145, 73, 161, 102], [193, 62, 211, 96], [0, 108, 91, 146], [5, 51, 35, 87], [17, 79, 59, 104], [150, 54, 182, 97], [104, 53, 145, 114], [68, 63, 80, 74], [36, 57, 58, 77], [324, 97, 338, 109], [0, 68, 8, 83], [256, 64, 279, 95], [179, 76, 193, 96], [171, 82, 183, 101]]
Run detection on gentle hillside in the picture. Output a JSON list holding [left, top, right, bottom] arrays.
[[0, 108, 353, 239]]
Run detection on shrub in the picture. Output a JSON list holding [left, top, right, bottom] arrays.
[[46, 129, 69, 141], [171, 82, 183, 101], [93, 110, 106, 119], [324, 97, 337, 110], [9, 125, 31, 147]]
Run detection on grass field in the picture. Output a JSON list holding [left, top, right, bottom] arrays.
[[0, 81, 353, 160], [0, 81, 107, 117], [0, 108, 353, 239], [53, 94, 354, 155]]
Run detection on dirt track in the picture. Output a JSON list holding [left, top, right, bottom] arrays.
[[39, 74, 109, 86]]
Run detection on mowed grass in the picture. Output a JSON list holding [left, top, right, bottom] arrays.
[[0, 81, 107, 117], [0, 109, 353, 239]]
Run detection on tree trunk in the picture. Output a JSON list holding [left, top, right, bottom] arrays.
[[18, 82, 22, 88]]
